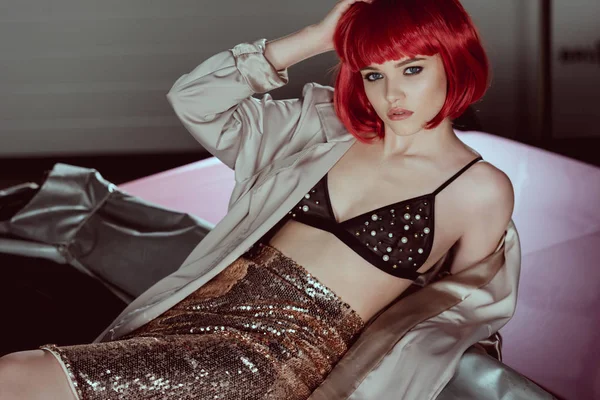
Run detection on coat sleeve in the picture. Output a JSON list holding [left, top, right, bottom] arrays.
[[166, 38, 326, 184]]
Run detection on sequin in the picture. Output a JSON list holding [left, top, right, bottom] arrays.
[[40, 245, 364, 400]]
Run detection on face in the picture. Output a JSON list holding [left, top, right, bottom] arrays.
[[360, 54, 448, 137]]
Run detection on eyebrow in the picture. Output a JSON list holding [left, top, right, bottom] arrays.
[[360, 57, 426, 72]]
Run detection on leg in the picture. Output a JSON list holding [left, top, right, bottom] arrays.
[[0, 350, 77, 400]]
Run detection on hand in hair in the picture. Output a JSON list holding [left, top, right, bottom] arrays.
[[314, 0, 374, 52], [264, 0, 373, 71]]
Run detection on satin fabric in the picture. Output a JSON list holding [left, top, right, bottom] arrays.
[[0, 163, 213, 303], [436, 347, 556, 400]]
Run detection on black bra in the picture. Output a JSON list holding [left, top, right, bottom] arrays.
[[259, 156, 483, 281]]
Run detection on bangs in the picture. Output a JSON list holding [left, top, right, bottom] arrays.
[[336, 1, 440, 72]]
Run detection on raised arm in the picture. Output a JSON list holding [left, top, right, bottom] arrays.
[[165, 0, 372, 184], [165, 26, 329, 184]]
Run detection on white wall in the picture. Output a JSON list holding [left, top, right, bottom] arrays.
[[0, 0, 549, 157]]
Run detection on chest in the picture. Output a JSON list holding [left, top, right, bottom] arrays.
[[319, 142, 474, 276], [326, 147, 444, 224], [285, 141, 470, 267]]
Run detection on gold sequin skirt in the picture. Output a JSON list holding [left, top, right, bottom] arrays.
[[40, 244, 365, 400]]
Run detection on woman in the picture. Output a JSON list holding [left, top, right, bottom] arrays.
[[0, 0, 516, 398]]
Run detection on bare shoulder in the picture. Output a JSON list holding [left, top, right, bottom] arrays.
[[447, 160, 515, 274], [461, 161, 515, 210]]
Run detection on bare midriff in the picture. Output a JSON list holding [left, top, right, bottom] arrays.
[[268, 220, 420, 324]]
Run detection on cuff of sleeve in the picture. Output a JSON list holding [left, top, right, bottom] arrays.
[[230, 38, 289, 94]]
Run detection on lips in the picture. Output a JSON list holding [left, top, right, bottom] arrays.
[[388, 107, 413, 118], [387, 107, 413, 120]]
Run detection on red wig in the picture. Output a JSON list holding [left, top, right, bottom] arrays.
[[331, 0, 491, 143]]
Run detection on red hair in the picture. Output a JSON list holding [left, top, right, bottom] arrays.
[[331, 0, 491, 143]]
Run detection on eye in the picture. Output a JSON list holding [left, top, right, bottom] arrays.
[[404, 66, 423, 75], [362, 66, 423, 82], [363, 72, 382, 82]]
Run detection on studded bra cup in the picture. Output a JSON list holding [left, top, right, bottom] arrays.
[[259, 156, 483, 282]]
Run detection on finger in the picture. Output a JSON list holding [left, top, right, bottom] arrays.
[[337, 0, 371, 7], [332, 0, 372, 17], [339, 0, 373, 9]]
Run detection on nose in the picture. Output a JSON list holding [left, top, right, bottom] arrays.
[[385, 80, 405, 103]]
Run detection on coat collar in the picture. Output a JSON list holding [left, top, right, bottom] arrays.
[[315, 103, 356, 144]]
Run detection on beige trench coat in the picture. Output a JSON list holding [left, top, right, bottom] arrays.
[[94, 38, 521, 399]]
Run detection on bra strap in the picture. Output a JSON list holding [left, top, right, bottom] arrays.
[[432, 156, 483, 196]]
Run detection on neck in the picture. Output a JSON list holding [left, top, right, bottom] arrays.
[[377, 118, 458, 160]]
